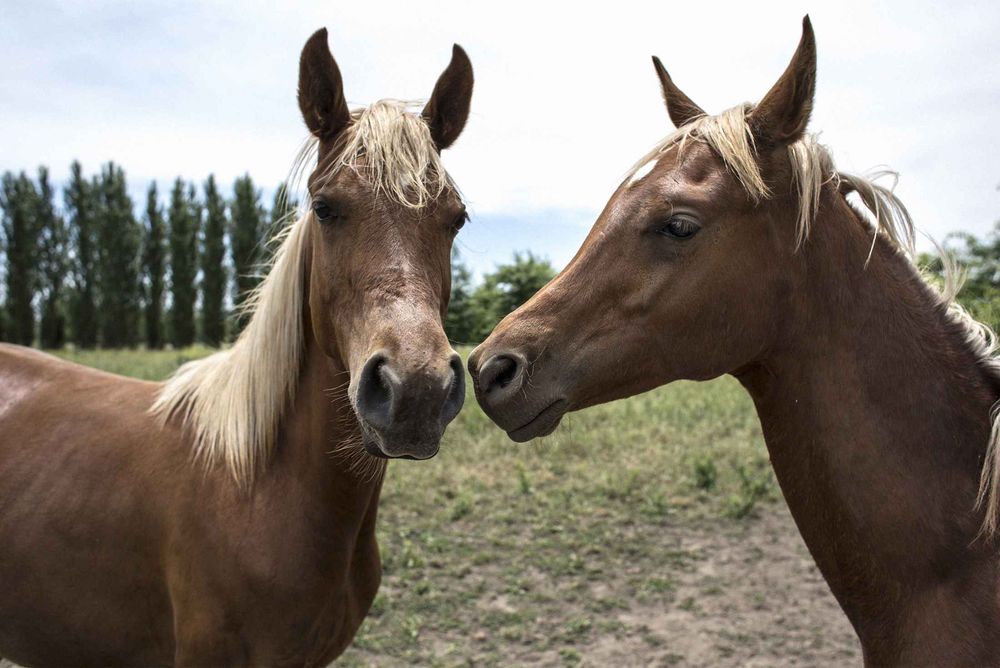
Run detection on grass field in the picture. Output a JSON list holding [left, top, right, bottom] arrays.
[[53, 347, 859, 666]]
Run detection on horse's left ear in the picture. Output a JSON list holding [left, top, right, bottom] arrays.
[[749, 16, 817, 148], [651, 56, 706, 128], [422, 44, 474, 150]]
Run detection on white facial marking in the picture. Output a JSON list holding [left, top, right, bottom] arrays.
[[628, 159, 657, 187]]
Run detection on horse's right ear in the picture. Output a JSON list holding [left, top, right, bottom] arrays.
[[651, 56, 706, 128], [748, 16, 817, 149], [298, 28, 351, 142]]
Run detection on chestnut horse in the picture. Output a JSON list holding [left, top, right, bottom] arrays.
[[0, 29, 471, 665], [470, 17, 1000, 665]]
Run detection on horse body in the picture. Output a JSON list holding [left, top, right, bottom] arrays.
[[0, 341, 381, 666], [469, 17, 1000, 663], [0, 27, 473, 664], [737, 189, 1000, 664]]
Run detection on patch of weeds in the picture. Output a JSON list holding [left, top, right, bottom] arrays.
[[642, 491, 671, 518], [559, 647, 583, 665], [449, 493, 473, 521], [641, 628, 665, 647], [517, 462, 532, 495], [643, 576, 676, 594], [725, 460, 773, 519], [368, 591, 388, 617], [402, 614, 422, 640], [693, 457, 718, 491], [563, 616, 593, 639]]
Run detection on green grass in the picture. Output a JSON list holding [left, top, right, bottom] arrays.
[[52, 346, 778, 666], [53, 345, 217, 381]]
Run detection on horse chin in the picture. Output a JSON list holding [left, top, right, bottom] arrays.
[[361, 430, 440, 460], [361, 436, 390, 459], [505, 399, 568, 443]]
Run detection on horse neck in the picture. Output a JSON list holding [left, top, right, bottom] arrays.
[[264, 323, 385, 533], [737, 190, 998, 603]]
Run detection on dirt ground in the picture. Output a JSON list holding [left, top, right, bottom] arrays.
[[341, 500, 861, 667], [576, 505, 860, 667]]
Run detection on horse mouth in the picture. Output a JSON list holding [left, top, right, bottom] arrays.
[[507, 399, 568, 443], [361, 432, 439, 460]]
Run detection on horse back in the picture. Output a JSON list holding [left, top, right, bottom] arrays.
[[0, 344, 180, 665]]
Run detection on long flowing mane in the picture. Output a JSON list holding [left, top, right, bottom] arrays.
[[628, 104, 1000, 537], [152, 100, 449, 485]]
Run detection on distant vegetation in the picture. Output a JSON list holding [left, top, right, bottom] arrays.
[[921, 221, 1000, 334], [0, 163, 556, 350]]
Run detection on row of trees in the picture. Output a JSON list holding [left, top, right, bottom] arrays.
[[446, 251, 555, 345], [0, 163, 558, 350], [0, 163, 295, 349]]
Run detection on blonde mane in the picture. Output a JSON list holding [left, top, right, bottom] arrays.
[[629, 104, 1000, 538], [152, 100, 447, 485]]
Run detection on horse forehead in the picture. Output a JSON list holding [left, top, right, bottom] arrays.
[[626, 142, 728, 199], [660, 142, 728, 187]]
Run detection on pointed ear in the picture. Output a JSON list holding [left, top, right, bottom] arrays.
[[297, 28, 351, 141], [422, 44, 474, 150], [749, 16, 817, 148], [651, 56, 706, 128]]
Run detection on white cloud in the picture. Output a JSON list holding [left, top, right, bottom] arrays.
[[1, 0, 998, 261]]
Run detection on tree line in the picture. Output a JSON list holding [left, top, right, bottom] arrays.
[[0, 163, 295, 349], [0, 162, 558, 350]]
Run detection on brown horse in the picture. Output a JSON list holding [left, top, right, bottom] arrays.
[[0, 29, 472, 665], [470, 17, 1000, 665]]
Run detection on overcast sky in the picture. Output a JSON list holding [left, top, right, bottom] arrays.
[[2, 0, 998, 277]]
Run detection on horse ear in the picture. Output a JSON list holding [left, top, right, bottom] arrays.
[[749, 16, 817, 148], [297, 28, 351, 141], [651, 56, 706, 128], [422, 44, 474, 150]]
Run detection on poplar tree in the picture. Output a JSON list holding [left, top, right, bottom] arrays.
[[36, 167, 67, 348], [230, 175, 264, 332], [142, 182, 166, 349], [0, 172, 39, 345], [96, 162, 142, 347], [65, 161, 99, 348], [267, 182, 298, 246], [200, 175, 227, 346], [169, 179, 198, 347]]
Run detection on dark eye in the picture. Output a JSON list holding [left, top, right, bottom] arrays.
[[659, 214, 700, 240], [451, 210, 469, 233], [312, 199, 336, 223]]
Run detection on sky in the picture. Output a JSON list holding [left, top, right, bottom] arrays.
[[2, 0, 999, 278]]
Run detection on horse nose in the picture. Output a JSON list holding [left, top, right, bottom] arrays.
[[355, 353, 398, 430], [473, 352, 527, 409], [355, 351, 466, 458]]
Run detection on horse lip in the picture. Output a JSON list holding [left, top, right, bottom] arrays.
[[361, 431, 440, 460], [507, 399, 568, 443]]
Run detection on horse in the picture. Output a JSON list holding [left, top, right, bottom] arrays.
[[0, 28, 472, 665], [469, 17, 1000, 665]]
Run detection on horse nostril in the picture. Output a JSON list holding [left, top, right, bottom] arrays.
[[477, 353, 525, 397], [441, 353, 466, 424], [356, 354, 398, 429]]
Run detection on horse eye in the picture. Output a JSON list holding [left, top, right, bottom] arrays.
[[312, 200, 336, 222], [659, 215, 700, 240], [451, 210, 469, 233]]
